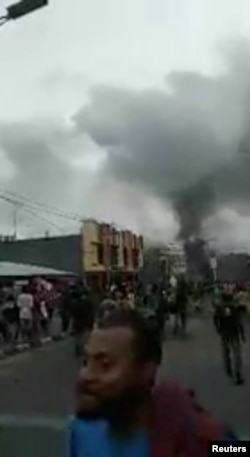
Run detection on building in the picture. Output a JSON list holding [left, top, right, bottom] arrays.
[[160, 243, 187, 277], [0, 234, 82, 274], [0, 261, 77, 281], [140, 242, 186, 288], [184, 237, 211, 281], [139, 246, 162, 287], [0, 221, 144, 289], [217, 253, 250, 282], [82, 220, 144, 288]]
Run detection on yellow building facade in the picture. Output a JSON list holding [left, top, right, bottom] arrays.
[[81, 220, 143, 287]]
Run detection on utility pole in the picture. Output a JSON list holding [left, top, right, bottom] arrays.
[[105, 243, 111, 289], [12, 202, 23, 240], [0, 0, 48, 27], [13, 203, 19, 240]]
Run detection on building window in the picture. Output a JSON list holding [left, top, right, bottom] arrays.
[[160, 259, 167, 274], [132, 249, 139, 269], [97, 245, 104, 265], [123, 247, 128, 266], [111, 246, 118, 267], [114, 231, 119, 246]]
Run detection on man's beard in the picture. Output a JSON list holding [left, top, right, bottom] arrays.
[[76, 386, 150, 428]]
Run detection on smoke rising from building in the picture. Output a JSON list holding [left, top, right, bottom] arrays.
[[1, 40, 250, 247], [74, 39, 250, 240]]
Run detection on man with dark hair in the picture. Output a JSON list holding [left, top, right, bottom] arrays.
[[97, 308, 162, 364], [69, 285, 95, 357], [97, 292, 120, 321], [69, 308, 237, 457]]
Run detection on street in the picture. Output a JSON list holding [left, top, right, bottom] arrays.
[[0, 315, 249, 436]]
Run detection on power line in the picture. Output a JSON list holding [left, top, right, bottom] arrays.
[[0, 198, 75, 237], [0, 190, 83, 222], [0, 17, 8, 27], [21, 207, 67, 234], [0, 188, 129, 234], [0, 192, 82, 238], [5, 189, 83, 220]]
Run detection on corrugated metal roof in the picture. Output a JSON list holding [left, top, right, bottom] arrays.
[[0, 262, 77, 278], [0, 235, 82, 274]]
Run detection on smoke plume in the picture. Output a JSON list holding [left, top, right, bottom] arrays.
[[1, 39, 250, 247], [74, 39, 250, 240]]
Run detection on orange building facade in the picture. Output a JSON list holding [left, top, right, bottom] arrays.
[[81, 220, 143, 289]]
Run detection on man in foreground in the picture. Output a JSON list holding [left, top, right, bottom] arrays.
[[69, 309, 237, 457]]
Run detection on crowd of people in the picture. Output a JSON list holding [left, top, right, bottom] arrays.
[[68, 278, 244, 457], [86, 277, 248, 387], [0, 277, 67, 350], [0, 273, 248, 454], [0, 274, 247, 385]]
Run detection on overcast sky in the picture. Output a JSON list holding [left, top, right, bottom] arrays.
[[1, 0, 250, 250]]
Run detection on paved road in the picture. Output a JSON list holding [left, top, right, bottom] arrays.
[[0, 316, 249, 436], [159, 316, 250, 437]]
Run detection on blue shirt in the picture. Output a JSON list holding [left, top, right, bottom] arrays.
[[68, 418, 149, 457], [68, 417, 238, 457]]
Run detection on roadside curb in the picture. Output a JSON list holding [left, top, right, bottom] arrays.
[[0, 335, 65, 361]]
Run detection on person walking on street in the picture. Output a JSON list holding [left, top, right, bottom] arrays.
[[60, 286, 71, 334], [17, 285, 34, 344], [97, 292, 120, 321], [2, 293, 19, 345], [69, 284, 95, 357], [0, 303, 9, 346], [155, 289, 168, 340], [214, 290, 245, 385], [173, 275, 189, 336], [40, 300, 49, 337]]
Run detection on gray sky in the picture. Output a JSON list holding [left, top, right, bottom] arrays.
[[1, 0, 250, 250]]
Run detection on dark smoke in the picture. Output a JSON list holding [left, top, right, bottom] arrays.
[[1, 40, 250, 242], [73, 39, 250, 239], [173, 178, 215, 239], [174, 134, 250, 238]]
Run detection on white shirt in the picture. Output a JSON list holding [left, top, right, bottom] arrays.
[[17, 293, 34, 320], [170, 276, 177, 288], [40, 301, 48, 319]]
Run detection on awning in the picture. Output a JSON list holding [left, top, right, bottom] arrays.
[[0, 262, 77, 278]]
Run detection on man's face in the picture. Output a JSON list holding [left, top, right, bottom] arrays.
[[76, 327, 154, 422]]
